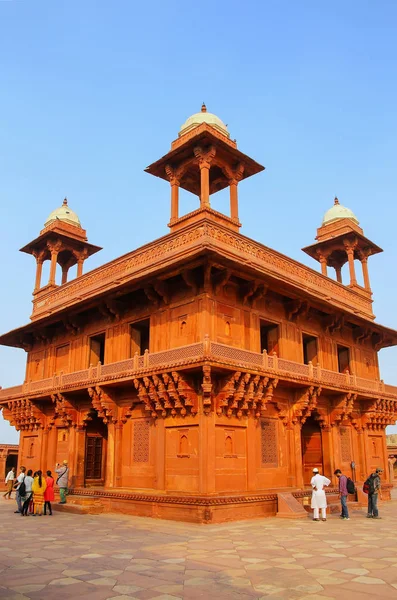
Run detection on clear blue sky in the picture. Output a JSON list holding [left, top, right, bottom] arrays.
[[1, 1, 397, 442]]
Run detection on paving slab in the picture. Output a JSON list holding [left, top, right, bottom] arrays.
[[0, 492, 397, 598]]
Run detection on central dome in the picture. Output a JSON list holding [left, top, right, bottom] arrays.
[[179, 103, 229, 138], [45, 198, 81, 228], [322, 197, 359, 226]]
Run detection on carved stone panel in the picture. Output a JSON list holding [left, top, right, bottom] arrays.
[[340, 427, 352, 463], [133, 420, 150, 463], [261, 419, 278, 467]]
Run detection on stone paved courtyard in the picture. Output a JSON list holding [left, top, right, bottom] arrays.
[[1, 494, 397, 600]]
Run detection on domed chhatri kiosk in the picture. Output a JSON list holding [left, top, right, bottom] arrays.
[[20, 198, 101, 292], [0, 106, 397, 523]]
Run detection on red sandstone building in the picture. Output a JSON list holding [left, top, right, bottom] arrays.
[[1, 105, 396, 522]]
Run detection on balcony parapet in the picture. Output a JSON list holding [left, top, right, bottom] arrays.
[[0, 340, 396, 402]]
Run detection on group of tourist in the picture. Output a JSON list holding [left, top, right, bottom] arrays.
[[3, 460, 69, 516], [310, 466, 383, 521]]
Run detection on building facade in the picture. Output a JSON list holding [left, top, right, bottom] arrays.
[[1, 105, 396, 522]]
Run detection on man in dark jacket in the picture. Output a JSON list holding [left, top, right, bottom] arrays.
[[367, 468, 383, 519], [334, 469, 349, 520]]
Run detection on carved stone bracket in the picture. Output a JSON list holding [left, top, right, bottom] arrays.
[[362, 397, 397, 430], [216, 372, 278, 419], [291, 386, 322, 426], [202, 365, 212, 414], [212, 268, 232, 294], [285, 299, 310, 322], [182, 269, 198, 295], [88, 386, 119, 424], [324, 313, 345, 335], [2, 398, 45, 431], [153, 281, 170, 305], [330, 392, 356, 427], [49, 392, 78, 428], [133, 372, 198, 419]]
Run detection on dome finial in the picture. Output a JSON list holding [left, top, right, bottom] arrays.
[[201, 102, 207, 113], [63, 197, 68, 206], [334, 196, 339, 205]]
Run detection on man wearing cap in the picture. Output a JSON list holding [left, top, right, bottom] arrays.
[[310, 468, 331, 522], [55, 460, 69, 504], [366, 468, 383, 519]]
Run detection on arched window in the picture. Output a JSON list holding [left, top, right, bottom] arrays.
[[225, 435, 233, 455], [179, 434, 189, 454]]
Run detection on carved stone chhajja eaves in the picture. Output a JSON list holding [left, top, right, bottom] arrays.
[[330, 392, 357, 427], [362, 397, 397, 430], [2, 398, 45, 431], [133, 372, 197, 419], [88, 386, 119, 424], [49, 392, 78, 428], [216, 372, 278, 419], [291, 386, 322, 426]]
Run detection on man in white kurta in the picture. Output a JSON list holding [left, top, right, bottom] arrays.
[[310, 468, 331, 521]]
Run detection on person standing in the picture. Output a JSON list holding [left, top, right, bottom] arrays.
[[32, 471, 46, 516], [55, 460, 69, 504], [334, 469, 349, 520], [366, 468, 383, 519], [13, 466, 26, 513], [310, 467, 331, 522], [44, 470, 55, 515], [21, 470, 34, 516], [4, 467, 16, 499]]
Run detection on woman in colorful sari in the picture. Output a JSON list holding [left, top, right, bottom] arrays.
[[32, 470, 47, 516], [44, 470, 55, 515]]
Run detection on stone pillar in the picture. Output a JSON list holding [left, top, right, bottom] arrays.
[[344, 243, 357, 285], [47, 241, 62, 286], [170, 182, 179, 221], [335, 265, 342, 283], [114, 423, 123, 488], [77, 258, 84, 278], [35, 260, 44, 291], [286, 422, 303, 487], [155, 418, 165, 491], [199, 407, 216, 494], [194, 145, 216, 210], [230, 180, 239, 221], [200, 163, 210, 208], [61, 266, 69, 285], [105, 422, 116, 487], [246, 417, 257, 491], [358, 251, 371, 291], [319, 256, 328, 277], [74, 427, 86, 487], [321, 426, 334, 478]]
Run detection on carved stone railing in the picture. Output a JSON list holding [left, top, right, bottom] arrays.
[[1, 340, 396, 401], [31, 220, 374, 321]]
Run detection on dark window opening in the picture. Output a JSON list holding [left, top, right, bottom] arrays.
[[260, 320, 279, 355], [89, 333, 105, 366], [337, 345, 350, 373], [303, 334, 318, 366], [130, 319, 150, 356]]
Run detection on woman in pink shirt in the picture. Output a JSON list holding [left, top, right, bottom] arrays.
[[44, 470, 55, 516]]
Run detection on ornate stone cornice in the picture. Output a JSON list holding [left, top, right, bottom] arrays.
[[27, 219, 375, 322]]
